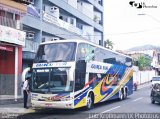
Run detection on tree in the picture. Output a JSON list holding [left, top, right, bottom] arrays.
[[104, 39, 114, 50], [137, 55, 152, 70]]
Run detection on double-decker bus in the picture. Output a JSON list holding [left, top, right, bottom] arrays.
[[28, 39, 133, 109]]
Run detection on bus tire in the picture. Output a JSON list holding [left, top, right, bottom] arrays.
[[119, 89, 124, 101], [86, 93, 94, 110], [124, 88, 128, 99]]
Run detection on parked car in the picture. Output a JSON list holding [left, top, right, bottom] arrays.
[[150, 83, 160, 104], [151, 76, 160, 86]]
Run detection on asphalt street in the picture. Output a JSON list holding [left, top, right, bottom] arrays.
[[17, 84, 160, 119]]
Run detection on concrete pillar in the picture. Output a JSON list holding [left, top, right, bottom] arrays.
[[14, 47, 18, 101]]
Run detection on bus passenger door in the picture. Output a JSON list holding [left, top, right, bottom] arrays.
[[75, 60, 86, 91]]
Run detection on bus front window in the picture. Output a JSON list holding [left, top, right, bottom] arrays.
[[34, 42, 76, 63], [32, 69, 49, 92], [32, 68, 74, 93], [50, 68, 73, 92]]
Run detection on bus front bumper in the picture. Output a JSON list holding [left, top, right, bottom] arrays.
[[31, 100, 74, 109]]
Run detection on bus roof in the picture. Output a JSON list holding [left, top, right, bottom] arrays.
[[40, 39, 132, 59]]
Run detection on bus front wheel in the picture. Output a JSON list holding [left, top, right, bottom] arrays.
[[86, 93, 94, 110]]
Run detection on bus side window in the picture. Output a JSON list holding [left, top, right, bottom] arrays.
[[76, 43, 95, 62], [89, 73, 102, 87]]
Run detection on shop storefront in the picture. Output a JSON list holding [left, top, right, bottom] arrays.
[[0, 25, 26, 98]]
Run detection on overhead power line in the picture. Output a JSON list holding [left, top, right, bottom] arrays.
[[52, 26, 160, 37], [106, 27, 160, 36]]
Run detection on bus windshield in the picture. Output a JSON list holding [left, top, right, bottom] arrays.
[[31, 68, 74, 93], [34, 42, 76, 63]]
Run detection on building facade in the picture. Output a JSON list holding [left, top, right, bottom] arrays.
[[125, 45, 160, 75], [0, 0, 29, 97], [151, 51, 160, 75], [22, 0, 104, 70]]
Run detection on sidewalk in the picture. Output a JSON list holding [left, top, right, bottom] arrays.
[[0, 103, 35, 114], [0, 95, 35, 114], [137, 81, 151, 89], [0, 95, 23, 105]]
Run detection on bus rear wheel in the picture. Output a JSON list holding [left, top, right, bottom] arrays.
[[86, 93, 94, 110], [124, 88, 128, 99], [119, 90, 124, 101]]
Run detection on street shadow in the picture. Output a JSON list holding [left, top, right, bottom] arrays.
[[93, 97, 131, 109], [17, 98, 131, 119], [17, 107, 85, 119], [17, 108, 85, 119], [150, 102, 160, 106]]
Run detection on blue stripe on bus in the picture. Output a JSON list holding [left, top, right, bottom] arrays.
[[74, 90, 88, 106], [74, 87, 90, 98]]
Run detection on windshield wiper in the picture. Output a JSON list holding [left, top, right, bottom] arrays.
[[35, 59, 48, 63], [51, 60, 67, 62], [50, 88, 64, 91], [35, 60, 67, 63]]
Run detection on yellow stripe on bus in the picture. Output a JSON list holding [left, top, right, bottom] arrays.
[[93, 80, 107, 103], [101, 68, 133, 101], [74, 97, 86, 108]]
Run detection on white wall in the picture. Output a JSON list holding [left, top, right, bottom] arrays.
[[94, 31, 101, 45], [68, 0, 77, 8], [133, 70, 156, 84], [77, 1, 93, 19], [94, 11, 101, 23], [82, 25, 94, 42], [68, 17, 76, 27], [83, 2, 93, 19]]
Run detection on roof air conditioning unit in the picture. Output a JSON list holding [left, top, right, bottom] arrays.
[[50, 6, 58, 13], [26, 32, 34, 40], [51, 37, 60, 41]]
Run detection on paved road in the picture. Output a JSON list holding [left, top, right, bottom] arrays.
[[18, 84, 160, 119]]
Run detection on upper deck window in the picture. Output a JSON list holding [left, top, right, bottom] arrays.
[[34, 42, 77, 63]]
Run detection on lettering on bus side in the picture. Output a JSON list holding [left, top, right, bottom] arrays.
[[103, 66, 108, 70], [91, 64, 102, 70], [91, 64, 109, 70]]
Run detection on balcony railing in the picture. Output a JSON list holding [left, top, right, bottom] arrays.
[[42, 11, 60, 26], [0, 16, 20, 29], [23, 39, 39, 53], [42, 11, 83, 36]]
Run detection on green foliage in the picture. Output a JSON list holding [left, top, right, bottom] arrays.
[[104, 39, 114, 50], [137, 55, 152, 70]]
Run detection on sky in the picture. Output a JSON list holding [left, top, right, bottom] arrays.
[[103, 0, 160, 50]]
